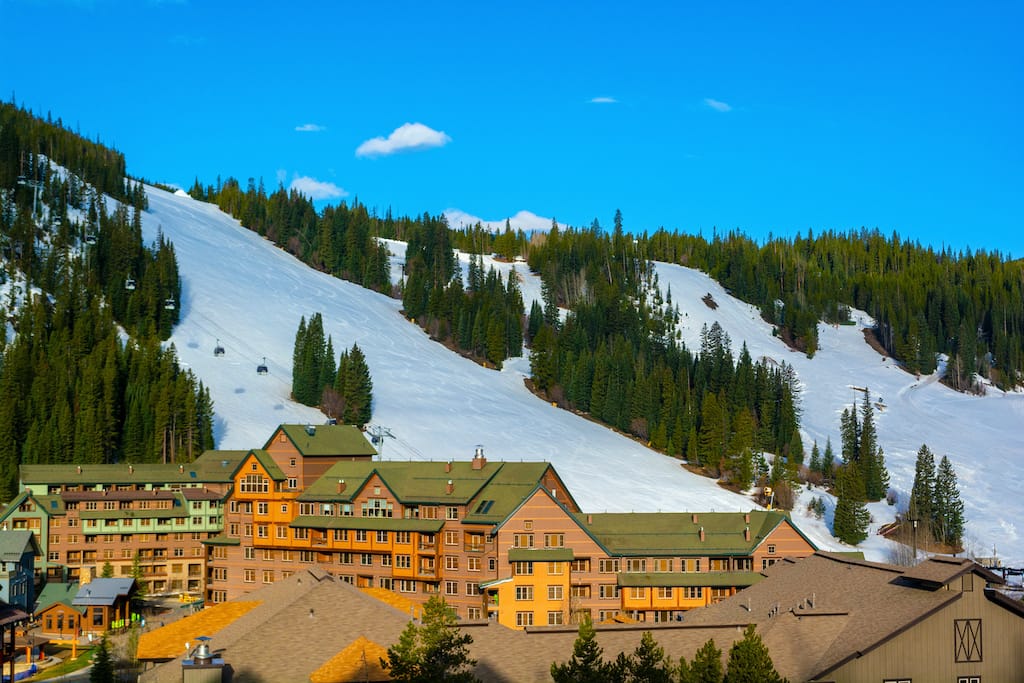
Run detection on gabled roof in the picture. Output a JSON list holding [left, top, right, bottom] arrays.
[[682, 552, 1013, 681], [310, 636, 391, 683], [73, 578, 135, 606], [297, 460, 554, 512], [268, 424, 377, 457], [572, 510, 812, 556], [0, 529, 41, 561], [246, 449, 286, 481], [34, 582, 81, 613]]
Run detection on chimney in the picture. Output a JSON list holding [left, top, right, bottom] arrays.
[[692, 513, 698, 524], [446, 479, 454, 495], [744, 526, 750, 542], [699, 526, 705, 542], [587, 514, 593, 525], [744, 512, 750, 524], [179, 464, 184, 473], [472, 446, 487, 470], [445, 461, 452, 473], [337, 479, 346, 494], [76, 465, 82, 474], [128, 465, 134, 474]]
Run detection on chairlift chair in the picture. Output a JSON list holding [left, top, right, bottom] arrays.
[[256, 357, 269, 375], [214, 339, 225, 357], [124, 278, 136, 291], [164, 298, 176, 311], [85, 233, 98, 246]]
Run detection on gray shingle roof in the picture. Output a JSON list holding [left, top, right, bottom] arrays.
[[73, 578, 136, 606]]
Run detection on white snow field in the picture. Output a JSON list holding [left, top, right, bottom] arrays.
[[141, 186, 1023, 567]]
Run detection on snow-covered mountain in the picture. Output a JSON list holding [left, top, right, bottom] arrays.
[[140, 186, 1023, 567]]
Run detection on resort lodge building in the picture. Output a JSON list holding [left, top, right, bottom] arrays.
[[2, 424, 816, 627]]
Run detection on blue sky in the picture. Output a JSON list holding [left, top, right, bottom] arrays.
[[2, 1, 1021, 256]]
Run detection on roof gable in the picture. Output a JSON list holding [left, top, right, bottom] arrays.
[[0, 529, 40, 561], [267, 424, 377, 457], [74, 578, 136, 606]]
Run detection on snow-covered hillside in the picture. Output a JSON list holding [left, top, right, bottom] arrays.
[[141, 186, 1023, 567]]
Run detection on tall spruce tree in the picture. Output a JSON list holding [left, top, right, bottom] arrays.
[[909, 444, 936, 527], [833, 463, 870, 545], [550, 616, 614, 683], [381, 596, 479, 683], [724, 625, 786, 683], [623, 631, 674, 683], [687, 638, 724, 683], [934, 455, 965, 547]]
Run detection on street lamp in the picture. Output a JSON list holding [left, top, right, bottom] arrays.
[[910, 518, 919, 564]]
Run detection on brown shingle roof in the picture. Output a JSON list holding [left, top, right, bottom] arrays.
[[309, 636, 391, 683]]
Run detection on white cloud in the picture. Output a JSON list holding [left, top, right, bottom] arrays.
[[444, 209, 562, 233], [704, 98, 732, 112], [295, 123, 325, 132], [355, 122, 451, 158], [589, 96, 618, 104], [288, 176, 348, 200]]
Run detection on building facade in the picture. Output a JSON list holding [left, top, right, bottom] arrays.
[[0, 530, 39, 611]]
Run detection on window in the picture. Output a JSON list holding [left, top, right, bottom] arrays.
[[257, 525, 268, 538], [445, 556, 459, 570], [571, 584, 591, 598], [263, 549, 275, 561], [244, 569, 256, 583], [446, 506, 459, 520], [767, 544, 776, 554], [398, 580, 417, 593], [299, 503, 315, 515], [243, 524, 252, 537], [657, 587, 674, 599], [629, 587, 646, 600], [263, 570, 274, 584], [396, 555, 411, 569], [174, 547, 184, 557], [278, 526, 289, 539], [883, 680, 912, 683], [420, 506, 437, 520], [514, 562, 533, 575], [445, 581, 458, 595], [653, 558, 673, 572], [287, 478, 298, 490], [761, 558, 777, 570], [571, 558, 590, 572], [954, 619, 983, 663], [338, 552, 352, 564], [333, 529, 348, 542], [513, 533, 534, 548], [240, 474, 269, 493], [488, 558, 497, 571], [548, 562, 564, 575], [395, 531, 411, 544], [445, 530, 459, 546], [523, 520, 533, 530], [683, 587, 704, 599], [544, 533, 564, 548], [548, 585, 563, 600], [362, 499, 394, 518], [467, 607, 482, 620], [376, 530, 389, 543], [599, 585, 620, 599], [516, 585, 534, 601], [257, 502, 268, 515], [361, 553, 373, 566], [599, 559, 619, 573], [466, 582, 480, 596], [468, 557, 481, 572], [516, 612, 533, 627], [355, 530, 367, 543], [289, 458, 296, 467], [281, 550, 293, 562], [293, 528, 309, 540], [300, 551, 315, 563], [547, 611, 564, 625], [244, 547, 256, 560], [381, 554, 392, 567], [282, 504, 290, 514], [625, 558, 646, 572], [956, 677, 981, 683]]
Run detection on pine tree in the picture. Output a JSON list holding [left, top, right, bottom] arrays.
[[90, 636, 115, 683], [809, 441, 821, 476], [833, 463, 870, 545], [724, 625, 785, 683], [624, 631, 674, 683], [934, 455, 965, 548], [687, 638, 723, 683], [822, 437, 835, 481], [550, 615, 614, 683], [909, 444, 936, 527], [381, 596, 479, 683]]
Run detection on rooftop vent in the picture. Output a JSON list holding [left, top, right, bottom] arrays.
[[306, 424, 316, 437]]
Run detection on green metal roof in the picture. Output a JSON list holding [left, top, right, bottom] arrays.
[[19, 451, 249, 487], [289, 515, 444, 533], [508, 548, 575, 562], [572, 510, 808, 556], [298, 460, 551, 510], [202, 534, 240, 546], [34, 582, 81, 613], [249, 450, 286, 481], [80, 507, 188, 521], [616, 571, 764, 588], [271, 424, 377, 457]]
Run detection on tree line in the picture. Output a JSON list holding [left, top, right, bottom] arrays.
[[0, 107, 212, 499]]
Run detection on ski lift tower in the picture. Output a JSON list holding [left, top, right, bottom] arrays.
[[366, 425, 393, 459], [16, 175, 43, 218]]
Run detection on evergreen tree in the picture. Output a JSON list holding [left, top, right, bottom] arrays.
[[833, 463, 870, 545], [934, 455, 965, 547], [687, 638, 724, 683], [724, 625, 786, 683], [908, 444, 936, 527], [550, 615, 614, 683], [338, 343, 373, 426], [809, 440, 821, 476], [381, 596, 479, 683], [623, 631, 674, 683], [90, 636, 115, 683]]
